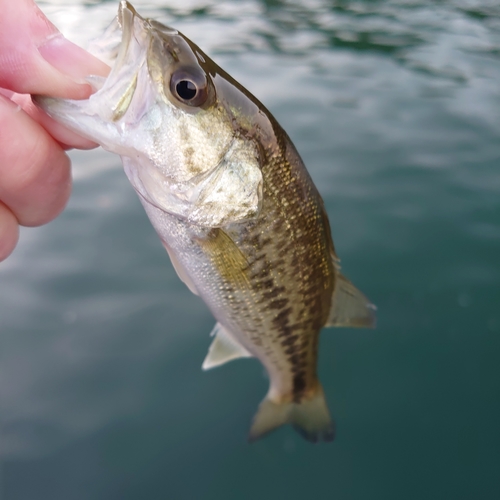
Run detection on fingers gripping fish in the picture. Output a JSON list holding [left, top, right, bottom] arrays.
[[35, 1, 376, 442]]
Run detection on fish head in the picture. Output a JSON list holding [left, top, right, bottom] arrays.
[[35, 1, 264, 227]]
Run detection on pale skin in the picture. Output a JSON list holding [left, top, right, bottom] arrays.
[[0, 0, 109, 261]]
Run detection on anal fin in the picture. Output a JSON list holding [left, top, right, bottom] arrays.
[[326, 273, 377, 328], [202, 323, 252, 370]]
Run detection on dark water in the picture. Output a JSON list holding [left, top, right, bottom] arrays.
[[1, 0, 500, 498]]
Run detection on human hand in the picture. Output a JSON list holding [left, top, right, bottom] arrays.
[[0, 0, 110, 261]]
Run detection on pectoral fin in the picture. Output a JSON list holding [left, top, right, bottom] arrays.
[[202, 323, 252, 370], [326, 273, 376, 328], [196, 229, 250, 289]]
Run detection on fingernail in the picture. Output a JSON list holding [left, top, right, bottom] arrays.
[[38, 33, 110, 82]]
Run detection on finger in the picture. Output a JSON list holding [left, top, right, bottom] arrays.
[[1, 90, 98, 150], [0, 94, 72, 227], [0, 0, 109, 98], [0, 202, 19, 262], [29, 102, 99, 150]]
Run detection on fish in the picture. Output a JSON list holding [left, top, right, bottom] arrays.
[[35, 1, 376, 443]]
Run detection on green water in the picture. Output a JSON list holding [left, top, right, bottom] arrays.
[[1, 0, 499, 498]]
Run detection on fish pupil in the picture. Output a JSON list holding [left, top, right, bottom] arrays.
[[176, 80, 197, 100]]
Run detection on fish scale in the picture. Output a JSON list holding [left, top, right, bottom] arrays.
[[229, 146, 336, 395]]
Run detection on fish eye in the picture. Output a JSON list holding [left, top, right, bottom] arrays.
[[170, 68, 208, 107]]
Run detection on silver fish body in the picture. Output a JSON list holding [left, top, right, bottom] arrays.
[[35, 1, 376, 442]]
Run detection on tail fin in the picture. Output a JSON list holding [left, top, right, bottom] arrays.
[[248, 385, 335, 443]]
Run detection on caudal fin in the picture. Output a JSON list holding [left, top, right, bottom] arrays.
[[248, 385, 335, 443]]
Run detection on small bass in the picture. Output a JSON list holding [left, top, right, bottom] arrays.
[[36, 1, 375, 442]]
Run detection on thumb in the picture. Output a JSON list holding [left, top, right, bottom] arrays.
[[0, 0, 109, 99]]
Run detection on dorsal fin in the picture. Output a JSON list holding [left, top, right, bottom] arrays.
[[325, 273, 376, 328], [202, 323, 252, 370]]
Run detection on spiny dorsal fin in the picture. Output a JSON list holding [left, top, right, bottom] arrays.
[[202, 322, 252, 370], [325, 273, 377, 328]]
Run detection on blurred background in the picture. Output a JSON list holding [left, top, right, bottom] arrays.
[[1, 0, 499, 498]]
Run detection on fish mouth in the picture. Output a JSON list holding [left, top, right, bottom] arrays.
[[34, 1, 183, 145], [118, 1, 137, 51], [85, 1, 146, 77], [93, 2, 177, 93], [33, 2, 159, 151], [110, 2, 143, 79], [89, 1, 150, 122]]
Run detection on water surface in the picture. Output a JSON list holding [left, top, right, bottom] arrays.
[[1, 1, 499, 499]]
